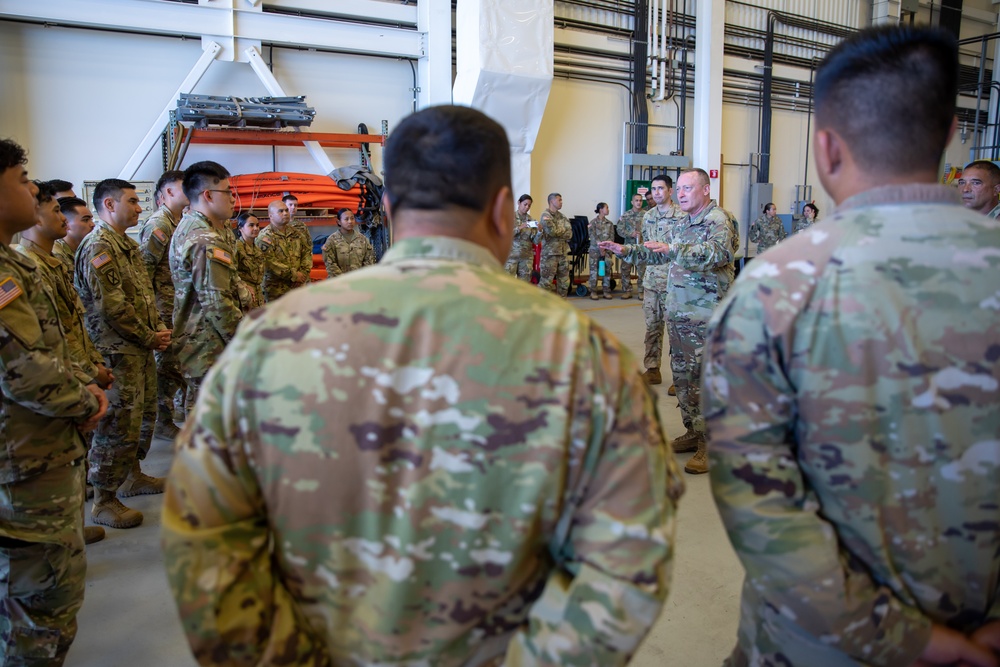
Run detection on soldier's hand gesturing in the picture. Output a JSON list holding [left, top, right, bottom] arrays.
[[598, 241, 623, 256], [643, 241, 670, 254]]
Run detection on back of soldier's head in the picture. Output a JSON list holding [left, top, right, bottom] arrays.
[[815, 25, 957, 174], [182, 161, 230, 203], [384, 105, 511, 216]]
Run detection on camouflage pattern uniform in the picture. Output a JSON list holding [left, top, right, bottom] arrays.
[[139, 205, 186, 427], [988, 202, 1000, 219], [792, 216, 817, 234], [504, 211, 535, 282], [587, 215, 615, 293], [0, 242, 99, 665], [76, 220, 164, 490], [536, 208, 572, 296], [703, 184, 1000, 667], [625, 200, 738, 434], [321, 229, 376, 278], [621, 201, 684, 371], [257, 221, 313, 302], [14, 238, 104, 384], [52, 239, 76, 282], [235, 237, 264, 311], [747, 213, 786, 255], [162, 236, 684, 667], [616, 208, 646, 294], [169, 211, 243, 413]]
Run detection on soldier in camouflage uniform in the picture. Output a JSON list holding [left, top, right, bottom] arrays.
[[169, 162, 243, 415], [162, 105, 683, 667], [610, 175, 684, 386], [53, 196, 94, 281], [587, 202, 615, 299], [0, 139, 106, 665], [747, 202, 786, 255], [257, 199, 312, 302], [958, 159, 1000, 218], [235, 212, 264, 311], [283, 193, 314, 254], [615, 193, 646, 298], [322, 208, 376, 278], [792, 201, 819, 233], [607, 168, 739, 474], [77, 179, 172, 529], [536, 192, 572, 296], [705, 26, 1000, 667], [138, 171, 188, 439], [504, 194, 536, 281]]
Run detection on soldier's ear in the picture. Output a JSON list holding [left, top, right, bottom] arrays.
[[382, 193, 393, 225]]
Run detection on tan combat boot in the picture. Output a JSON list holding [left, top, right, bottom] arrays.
[[82, 504, 105, 545], [92, 488, 143, 529], [604, 291, 613, 300], [671, 428, 704, 453], [621, 291, 632, 300], [590, 291, 599, 301], [667, 383, 676, 396], [684, 440, 709, 475], [118, 460, 166, 498], [641, 368, 662, 385]]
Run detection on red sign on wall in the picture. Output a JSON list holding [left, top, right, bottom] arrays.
[[709, 169, 719, 179]]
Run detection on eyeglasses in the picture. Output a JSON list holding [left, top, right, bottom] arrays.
[[204, 189, 236, 198]]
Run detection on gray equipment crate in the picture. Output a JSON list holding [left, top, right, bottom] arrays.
[[176, 94, 316, 128]]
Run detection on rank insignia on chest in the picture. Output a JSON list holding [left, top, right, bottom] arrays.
[[152, 229, 168, 243], [91, 252, 112, 269], [210, 248, 233, 264], [0, 277, 24, 310]]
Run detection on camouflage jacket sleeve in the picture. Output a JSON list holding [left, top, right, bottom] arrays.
[[664, 215, 735, 272], [321, 236, 343, 278], [702, 288, 933, 665], [139, 218, 170, 283], [0, 274, 99, 421], [258, 234, 297, 281], [537, 212, 555, 243], [504, 327, 683, 666], [162, 351, 332, 667], [748, 216, 763, 244], [192, 242, 243, 343], [81, 241, 159, 349], [362, 239, 376, 268], [619, 244, 662, 266], [555, 215, 573, 242]]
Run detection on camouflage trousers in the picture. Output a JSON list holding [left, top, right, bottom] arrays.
[[621, 259, 646, 294], [263, 278, 298, 303], [183, 375, 205, 416], [89, 351, 156, 490], [539, 254, 569, 297], [643, 288, 667, 370], [0, 462, 86, 666], [588, 252, 611, 292], [154, 345, 186, 425], [666, 306, 711, 432], [504, 257, 533, 282]]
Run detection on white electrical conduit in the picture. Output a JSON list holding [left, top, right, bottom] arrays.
[[653, 0, 668, 100], [648, 0, 657, 95]]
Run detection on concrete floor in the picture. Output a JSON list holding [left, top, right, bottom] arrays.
[[65, 295, 744, 667]]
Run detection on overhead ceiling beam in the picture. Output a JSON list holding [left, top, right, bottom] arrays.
[[262, 0, 417, 26], [0, 0, 424, 59]]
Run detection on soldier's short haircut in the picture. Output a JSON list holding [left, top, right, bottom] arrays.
[[651, 174, 673, 188], [384, 105, 511, 214], [815, 25, 957, 173], [155, 170, 185, 196], [547, 193, 560, 204], [0, 138, 27, 172], [283, 194, 298, 203], [680, 168, 710, 187], [44, 179, 73, 194], [33, 180, 55, 204], [92, 178, 135, 213], [182, 161, 231, 202], [58, 196, 88, 215], [518, 194, 532, 204], [963, 160, 1000, 184]]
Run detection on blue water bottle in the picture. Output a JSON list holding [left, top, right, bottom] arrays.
[[598, 260, 606, 277]]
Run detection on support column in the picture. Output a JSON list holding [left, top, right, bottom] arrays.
[[418, 0, 453, 108], [871, 0, 901, 25], [693, 0, 724, 199]]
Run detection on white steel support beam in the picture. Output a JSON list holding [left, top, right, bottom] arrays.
[[119, 42, 223, 179], [263, 0, 418, 26], [246, 46, 337, 175], [0, 0, 424, 59], [417, 0, 453, 108], [694, 0, 724, 199]]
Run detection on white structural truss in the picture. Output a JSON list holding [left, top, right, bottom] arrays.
[[0, 0, 451, 176]]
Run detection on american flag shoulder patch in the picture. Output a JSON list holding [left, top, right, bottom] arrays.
[[210, 247, 232, 264], [152, 228, 167, 243], [91, 252, 112, 269], [0, 277, 24, 311]]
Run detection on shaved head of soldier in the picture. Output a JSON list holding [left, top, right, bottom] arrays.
[[268, 200, 290, 228], [813, 25, 958, 204], [383, 105, 514, 263]]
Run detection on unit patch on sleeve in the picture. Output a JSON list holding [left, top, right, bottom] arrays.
[[210, 248, 233, 265], [0, 277, 24, 310], [91, 252, 112, 269]]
